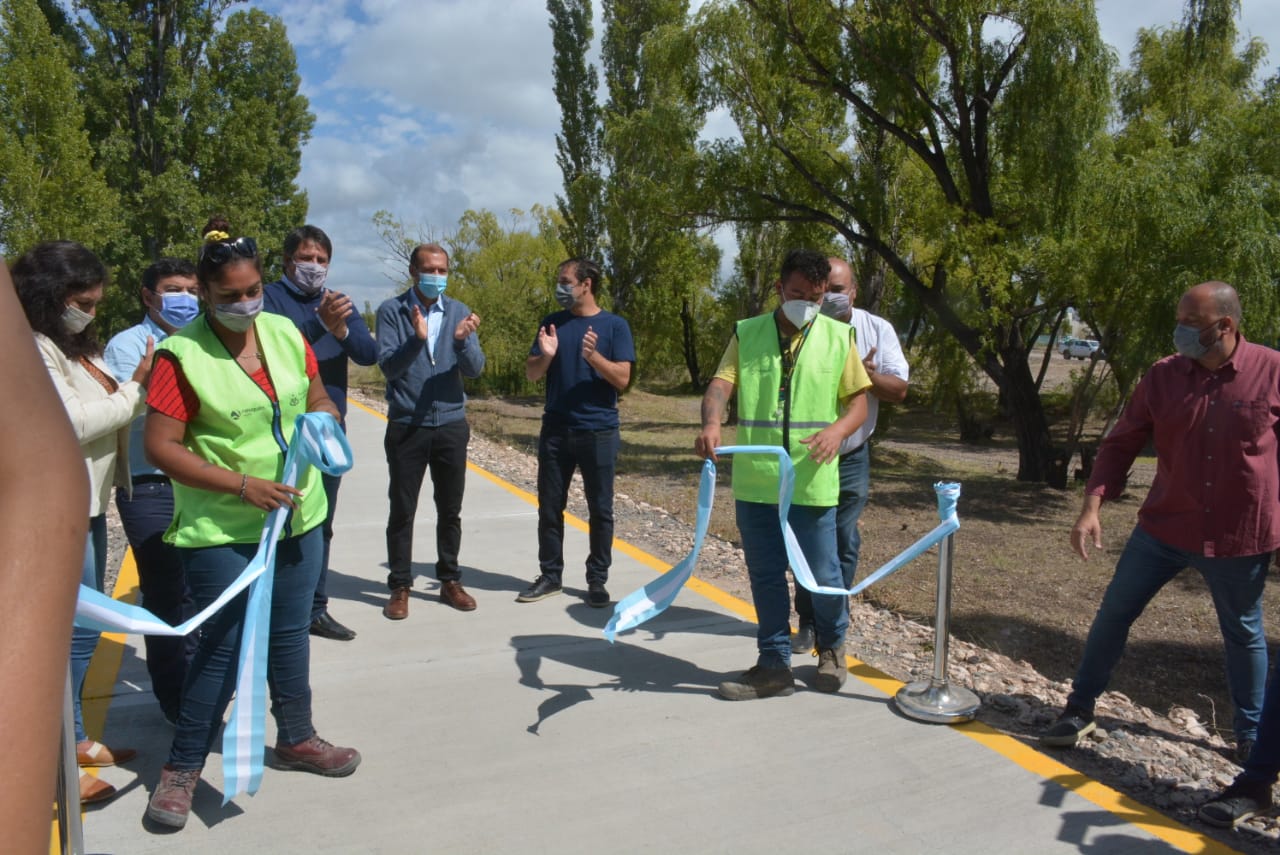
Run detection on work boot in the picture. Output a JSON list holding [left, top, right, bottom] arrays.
[[146, 765, 201, 829], [717, 665, 795, 701], [814, 644, 848, 693]]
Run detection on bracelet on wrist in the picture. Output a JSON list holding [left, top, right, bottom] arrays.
[[239, 473, 248, 503]]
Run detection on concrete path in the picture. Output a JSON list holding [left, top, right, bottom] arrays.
[[73, 403, 1232, 854]]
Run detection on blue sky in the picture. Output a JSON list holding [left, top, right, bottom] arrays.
[[253, 0, 1280, 310]]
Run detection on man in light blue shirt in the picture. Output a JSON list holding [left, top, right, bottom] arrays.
[[104, 257, 201, 723], [376, 243, 484, 620]]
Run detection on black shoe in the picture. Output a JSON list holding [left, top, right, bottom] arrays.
[[791, 623, 815, 654], [587, 583, 610, 608], [516, 575, 562, 603], [1198, 780, 1273, 828], [1235, 738, 1257, 765], [1039, 706, 1095, 747], [309, 611, 357, 641]]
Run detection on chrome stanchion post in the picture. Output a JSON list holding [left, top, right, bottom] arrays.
[[56, 666, 84, 855], [895, 484, 980, 724]]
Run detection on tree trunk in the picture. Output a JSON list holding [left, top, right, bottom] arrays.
[[679, 297, 702, 389], [999, 352, 1062, 485]]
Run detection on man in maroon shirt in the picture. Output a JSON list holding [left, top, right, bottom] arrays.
[[1040, 282, 1279, 762]]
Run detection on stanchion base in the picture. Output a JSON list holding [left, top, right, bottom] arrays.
[[894, 679, 981, 724]]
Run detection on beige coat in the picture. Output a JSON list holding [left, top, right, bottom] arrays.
[[35, 334, 145, 516]]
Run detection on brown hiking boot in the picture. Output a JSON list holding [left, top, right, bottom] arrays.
[[274, 734, 361, 777], [717, 665, 795, 701], [146, 765, 201, 829], [815, 645, 848, 693]]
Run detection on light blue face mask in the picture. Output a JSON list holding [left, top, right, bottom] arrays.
[[1173, 322, 1218, 359], [159, 292, 200, 328], [417, 273, 447, 300]]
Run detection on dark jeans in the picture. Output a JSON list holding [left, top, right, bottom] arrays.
[[168, 526, 322, 770], [70, 514, 107, 742], [384, 418, 470, 590], [537, 426, 619, 584], [1240, 657, 1280, 786], [116, 481, 193, 719], [1068, 525, 1269, 741], [313, 471, 341, 619], [795, 442, 869, 626]]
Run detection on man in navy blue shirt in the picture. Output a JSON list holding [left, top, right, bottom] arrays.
[[519, 258, 635, 607], [263, 225, 377, 641]]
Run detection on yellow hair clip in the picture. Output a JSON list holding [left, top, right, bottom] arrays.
[[205, 230, 230, 242]]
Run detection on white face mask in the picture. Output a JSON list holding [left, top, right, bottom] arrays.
[[61, 304, 95, 334], [781, 299, 819, 329]]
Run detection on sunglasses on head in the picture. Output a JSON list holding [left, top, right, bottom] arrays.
[[201, 236, 259, 265]]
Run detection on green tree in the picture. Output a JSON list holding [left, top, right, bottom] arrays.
[[688, 0, 1111, 483], [449, 206, 568, 393], [0, 0, 119, 255], [548, 0, 603, 258], [52, 1, 312, 332], [1059, 0, 1280, 468], [599, 0, 726, 386]]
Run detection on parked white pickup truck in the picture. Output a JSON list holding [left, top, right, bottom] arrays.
[[1060, 338, 1102, 360]]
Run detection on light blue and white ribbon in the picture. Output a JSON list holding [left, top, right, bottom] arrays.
[[604, 445, 960, 640], [74, 412, 353, 802]]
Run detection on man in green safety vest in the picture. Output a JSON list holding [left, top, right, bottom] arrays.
[[696, 248, 871, 700]]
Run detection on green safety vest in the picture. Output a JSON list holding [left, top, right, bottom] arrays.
[[160, 312, 326, 547], [733, 311, 851, 507]]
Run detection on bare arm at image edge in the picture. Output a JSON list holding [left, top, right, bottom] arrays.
[[0, 262, 90, 854]]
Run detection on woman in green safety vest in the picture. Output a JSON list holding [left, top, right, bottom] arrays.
[[141, 217, 361, 830]]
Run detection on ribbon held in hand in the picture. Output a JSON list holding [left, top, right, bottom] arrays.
[[74, 412, 353, 802], [604, 445, 960, 641]]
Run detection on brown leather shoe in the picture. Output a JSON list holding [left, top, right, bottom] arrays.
[[79, 773, 118, 805], [77, 739, 137, 767], [440, 580, 477, 611], [383, 587, 410, 620]]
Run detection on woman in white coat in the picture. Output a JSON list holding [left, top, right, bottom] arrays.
[[13, 241, 154, 805]]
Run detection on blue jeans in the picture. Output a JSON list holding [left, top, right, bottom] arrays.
[[537, 426, 620, 584], [1068, 525, 1269, 741], [70, 514, 107, 742], [116, 481, 193, 719], [736, 500, 848, 668], [794, 443, 869, 625], [168, 526, 322, 770]]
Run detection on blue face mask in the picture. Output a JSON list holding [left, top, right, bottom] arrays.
[[417, 273, 447, 300], [1173, 322, 1219, 359], [158, 292, 200, 328]]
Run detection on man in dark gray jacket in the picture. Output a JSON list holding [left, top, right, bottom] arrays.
[[376, 243, 484, 620]]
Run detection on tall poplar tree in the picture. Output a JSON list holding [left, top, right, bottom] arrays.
[[548, 0, 603, 259]]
